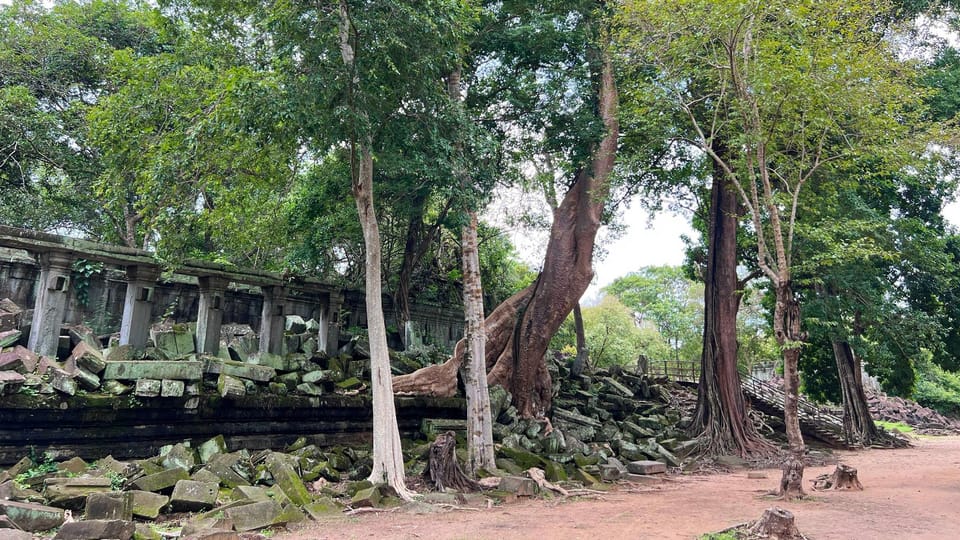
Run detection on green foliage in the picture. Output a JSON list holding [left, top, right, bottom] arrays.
[[604, 266, 703, 362], [914, 355, 960, 417], [71, 259, 104, 307], [13, 450, 57, 489], [552, 296, 671, 368]]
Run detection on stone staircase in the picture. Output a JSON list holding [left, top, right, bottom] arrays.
[[740, 372, 852, 449]]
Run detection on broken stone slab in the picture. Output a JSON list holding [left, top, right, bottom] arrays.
[[101, 380, 131, 395], [602, 376, 635, 398], [295, 382, 323, 396], [170, 480, 218, 512], [302, 496, 344, 519], [103, 361, 203, 381], [161, 443, 198, 471], [53, 519, 135, 540], [0, 346, 37, 373], [127, 491, 169, 519], [598, 464, 622, 482], [252, 353, 301, 372], [86, 492, 133, 521], [349, 486, 381, 508], [0, 457, 34, 484], [0, 331, 20, 348], [498, 476, 538, 497], [133, 523, 162, 540], [626, 460, 667, 475], [301, 370, 338, 384], [181, 530, 245, 540], [552, 408, 603, 429], [0, 530, 33, 540], [69, 342, 105, 374], [203, 358, 276, 383], [43, 476, 113, 509], [50, 368, 77, 396], [104, 345, 136, 363], [198, 436, 228, 464], [0, 372, 25, 396], [202, 453, 250, 488], [284, 315, 307, 334], [265, 455, 310, 506], [229, 485, 288, 506], [150, 326, 196, 359], [56, 457, 89, 475], [73, 367, 100, 391], [217, 374, 246, 398], [161, 379, 185, 397], [130, 467, 189, 493], [135, 378, 161, 397], [224, 500, 283, 532], [0, 500, 65, 532]]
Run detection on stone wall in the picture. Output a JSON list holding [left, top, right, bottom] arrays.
[[0, 248, 464, 350]]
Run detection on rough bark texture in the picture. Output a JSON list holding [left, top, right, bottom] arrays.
[[774, 284, 805, 458], [689, 155, 773, 458], [394, 51, 618, 418], [777, 455, 806, 501], [461, 211, 496, 474], [812, 464, 863, 491], [429, 431, 480, 492], [832, 340, 884, 447], [749, 507, 803, 539]]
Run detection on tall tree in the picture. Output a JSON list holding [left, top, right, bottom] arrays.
[[394, 0, 622, 418], [619, 0, 926, 468]]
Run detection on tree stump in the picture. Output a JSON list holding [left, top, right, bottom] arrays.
[[777, 456, 805, 500], [812, 464, 863, 491], [428, 431, 479, 492], [749, 507, 803, 539]]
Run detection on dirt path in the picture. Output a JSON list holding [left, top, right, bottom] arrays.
[[276, 436, 960, 540]]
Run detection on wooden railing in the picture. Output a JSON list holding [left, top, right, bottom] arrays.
[[645, 360, 699, 383]]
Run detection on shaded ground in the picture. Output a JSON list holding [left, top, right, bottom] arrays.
[[276, 435, 960, 540]]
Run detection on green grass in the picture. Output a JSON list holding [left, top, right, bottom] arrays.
[[875, 420, 914, 433], [699, 533, 739, 540]]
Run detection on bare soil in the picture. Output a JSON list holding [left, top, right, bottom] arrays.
[[276, 435, 960, 540]]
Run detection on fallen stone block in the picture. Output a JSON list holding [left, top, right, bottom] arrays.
[[103, 361, 203, 381], [202, 453, 250, 488], [56, 457, 89, 475], [626, 460, 667, 475], [53, 519, 135, 540], [296, 382, 323, 396], [599, 464, 622, 482], [0, 372, 25, 396], [134, 379, 161, 397], [181, 530, 243, 540], [161, 379, 185, 397], [170, 480, 218, 512], [203, 358, 275, 383], [0, 346, 36, 373], [284, 315, 307, 334], [133, 523, 162, 540], [161, 443, 197, 471], [217, 374, 246, 398], [73, 367, 100, 391], [302, 497, 344, 519], [0, 529, 33, 540], [128, 490, 169, 519], [150, 326, 196, 359], [0, 457, 34, 484], [50, 368, 77, 396], [301, 370, 337, 384], [224, 500, 283, 532], [349, 486, 381, 508], [130, 467, 189, 493], [498, 476, 537, 497], [0, 500, 65, 532], [86, 491, 133, 521], [253, 353, 301, 372], [198, 436, 227, 464], [265, 456, 310, 506], [43, 476, 113, 509], [70, 342, 105, 374], [0, 331, 20, 348]]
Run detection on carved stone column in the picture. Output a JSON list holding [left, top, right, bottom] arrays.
[[259, 286, 287, 355], [119, 265, 160, 349], [28, 251, 75, 357], [196, 276, 229, 355]]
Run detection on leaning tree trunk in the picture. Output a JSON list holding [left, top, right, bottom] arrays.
[[394, 50, 619, 418], [833, 340, 883, 447], [690, 147, 773, 458]]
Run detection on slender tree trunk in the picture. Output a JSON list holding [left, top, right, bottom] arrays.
[[395, 47, 619, 418], [339, 0, 410, 499], [395, 194, 450, 346], [571, 303, 588, 377], [832, 340, 882, 446], [774, 283, 805, 457], [462, 211, 496, 474], [353, 143, 412, 499], [690, 156, 773, 457]]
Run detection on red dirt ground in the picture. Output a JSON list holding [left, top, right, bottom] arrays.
[[275, 435, 960, 540]]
